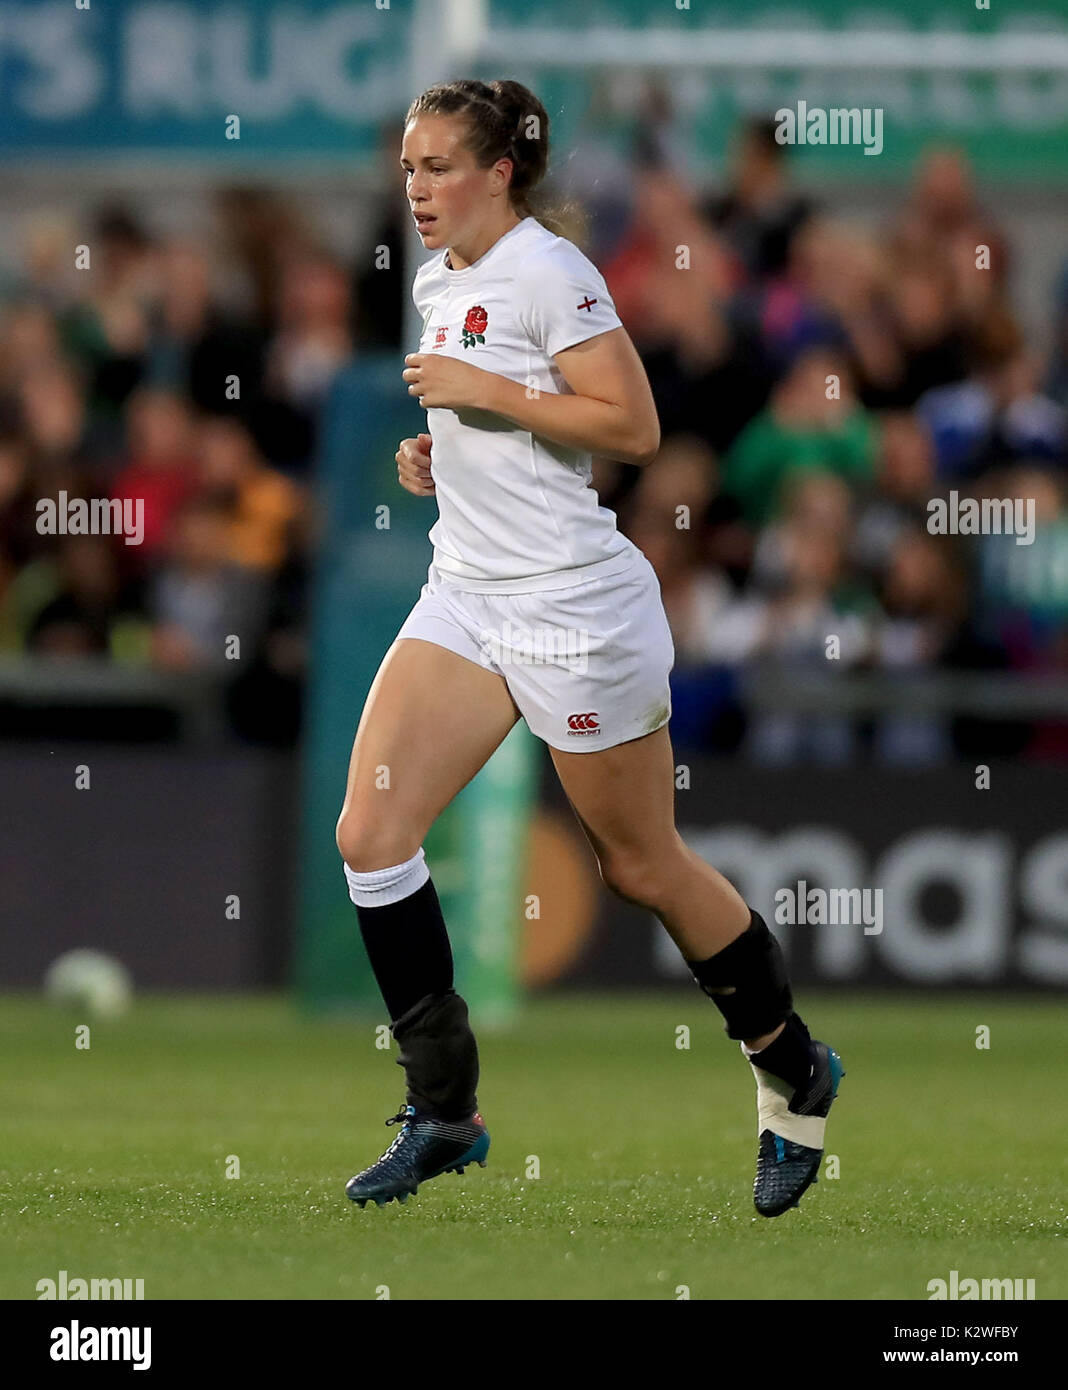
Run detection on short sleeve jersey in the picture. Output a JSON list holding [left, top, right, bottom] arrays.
[[411, 216, 636, 591]]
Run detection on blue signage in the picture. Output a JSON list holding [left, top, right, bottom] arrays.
[[0, 0, 411, 160]]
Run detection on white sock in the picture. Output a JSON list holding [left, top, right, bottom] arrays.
[[344, 848, 429, 907]]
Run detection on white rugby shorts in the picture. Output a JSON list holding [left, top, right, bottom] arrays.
[[394, 548, 674, 752]]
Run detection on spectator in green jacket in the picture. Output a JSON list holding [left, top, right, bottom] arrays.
[[723, 347, 878, 526]]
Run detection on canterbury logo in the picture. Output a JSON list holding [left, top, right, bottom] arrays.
[[567, 712, 600, 732]]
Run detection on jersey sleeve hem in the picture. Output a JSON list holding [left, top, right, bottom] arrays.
[[544, 321, 624, 359]]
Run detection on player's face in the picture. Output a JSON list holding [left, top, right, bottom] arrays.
[[400, 115, 501, 250]]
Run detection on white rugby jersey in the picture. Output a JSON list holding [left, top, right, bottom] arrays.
[[411, 216, 639, 591]]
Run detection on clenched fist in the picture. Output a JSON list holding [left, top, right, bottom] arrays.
[[403, 353, 495, 410], [396, 433, 435, 496]]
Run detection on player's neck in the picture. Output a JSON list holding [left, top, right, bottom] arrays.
[[446, 211, 524, 271]]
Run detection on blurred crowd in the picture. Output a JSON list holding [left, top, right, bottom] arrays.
[[1, 117, 1066, 758], [0, 192, 364, 742], [586, 117, 1068, 763]]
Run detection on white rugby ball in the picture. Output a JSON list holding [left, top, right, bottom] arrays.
[[44, 949, 132, 1019]]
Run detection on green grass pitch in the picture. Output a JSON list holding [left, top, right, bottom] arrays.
[[2, 992, 1065, 1300]]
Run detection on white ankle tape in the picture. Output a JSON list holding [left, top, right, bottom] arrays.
[[744, 1044, 829, 1148], [344, 848, 429, 907]]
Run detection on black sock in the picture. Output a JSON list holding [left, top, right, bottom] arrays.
[[391, 990, 479, 1119], [355, 877, 454, 1022], [749, 1012, 814, 1092]]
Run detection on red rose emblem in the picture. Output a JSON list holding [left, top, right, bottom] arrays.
[[464, 305, 488, 334], [461, 304, 488, 348]]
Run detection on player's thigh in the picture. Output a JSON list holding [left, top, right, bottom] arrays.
[[337, 636, 520, 870], [549, 725, 680, 889]]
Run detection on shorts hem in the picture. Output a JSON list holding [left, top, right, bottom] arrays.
[[394, 631, 495, 674]]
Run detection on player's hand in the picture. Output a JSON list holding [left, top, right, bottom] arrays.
[[396, 433, 435, 496], [403, 353, 494, 410]]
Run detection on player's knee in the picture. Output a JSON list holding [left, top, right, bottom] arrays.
[[597, 850, 671, 910], [335, 811, 419, 875]]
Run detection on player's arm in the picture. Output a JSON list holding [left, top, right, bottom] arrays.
[[482, 327, 660, 467], [402, 327, 661, 468]]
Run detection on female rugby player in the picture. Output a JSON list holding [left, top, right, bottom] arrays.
[[338, 79, 843, 1218]]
